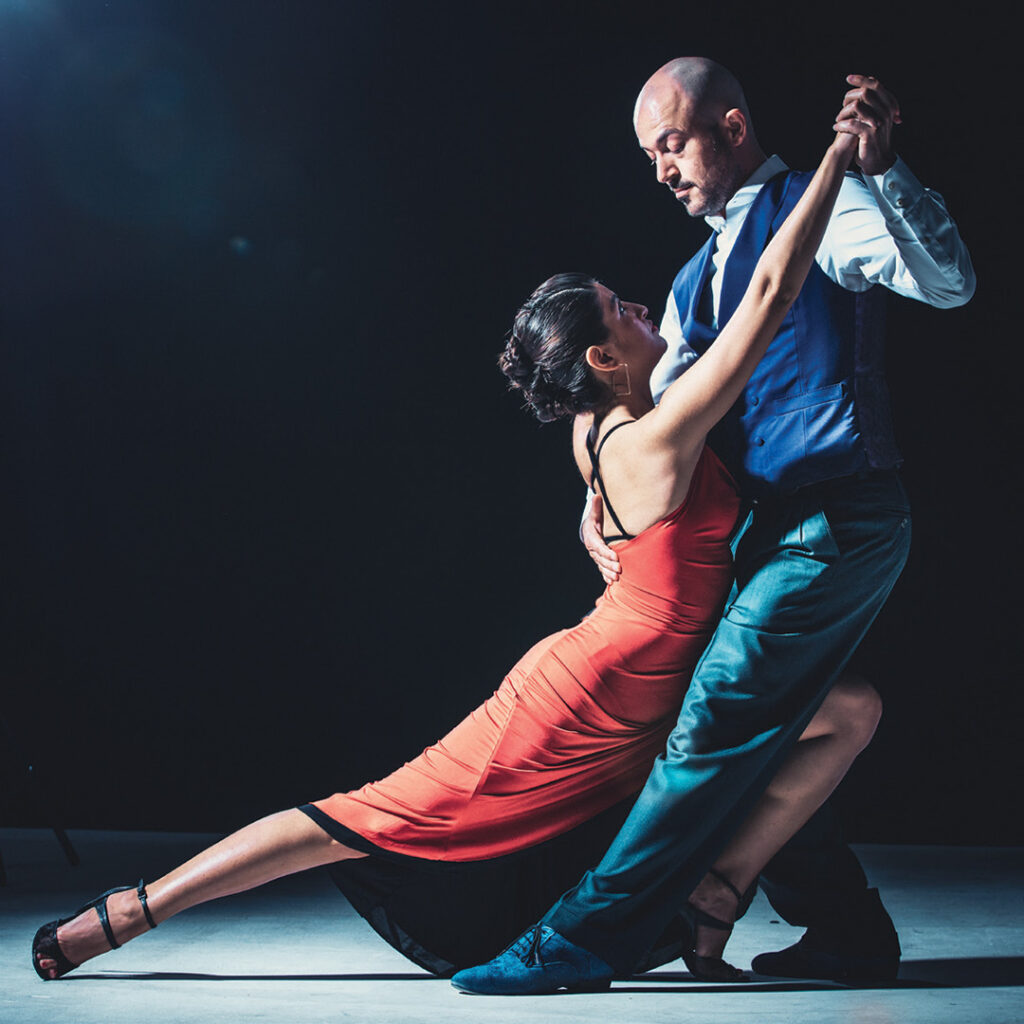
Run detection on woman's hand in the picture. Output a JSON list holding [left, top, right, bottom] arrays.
[[833, 74, 900, 175], [829, 126, 860, 160], [582, 493, 621, 585]]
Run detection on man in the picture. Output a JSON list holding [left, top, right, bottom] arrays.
[[452, 59, 974, 994]]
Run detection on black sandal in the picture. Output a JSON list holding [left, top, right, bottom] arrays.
[[32, 878, 158, 980], [683, 868, 750, 983]]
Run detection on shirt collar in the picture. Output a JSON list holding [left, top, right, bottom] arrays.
[[704, 154, 788, 234]]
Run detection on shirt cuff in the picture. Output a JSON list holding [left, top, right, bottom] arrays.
[[864, 155, 926, 214]]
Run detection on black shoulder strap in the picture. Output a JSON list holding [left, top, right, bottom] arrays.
[[585, 421, 636, 541]]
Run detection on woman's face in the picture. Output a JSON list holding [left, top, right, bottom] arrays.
[[593, 283, 667, 368]]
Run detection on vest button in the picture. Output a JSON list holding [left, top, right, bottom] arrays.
[[750, 396, 760, 406], [755, 437, 765, 446]]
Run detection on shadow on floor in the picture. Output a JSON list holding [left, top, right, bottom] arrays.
[[60, 971, 437, 982], [620, 957, 1024, 992], [57, 957, 1024, 990], [895, 957, 1024, 988]]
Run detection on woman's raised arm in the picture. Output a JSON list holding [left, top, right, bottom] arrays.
[[647, 131, 857, 455]]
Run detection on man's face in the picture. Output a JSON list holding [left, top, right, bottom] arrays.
[[635, 88, 742, 219]]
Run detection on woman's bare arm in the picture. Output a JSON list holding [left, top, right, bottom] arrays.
[[644, 132, 857, 457]]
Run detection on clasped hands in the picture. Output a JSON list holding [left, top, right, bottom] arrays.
[[833, 74, 900, 176]]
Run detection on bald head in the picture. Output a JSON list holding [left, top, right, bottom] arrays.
[[634, 57, 750, 130], [633, 57, 765, 218]]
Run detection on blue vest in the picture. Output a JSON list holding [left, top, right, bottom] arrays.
[[672, 170, 901, 496]]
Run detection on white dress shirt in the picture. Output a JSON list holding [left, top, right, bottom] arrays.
[[649, 155, 976, 403]]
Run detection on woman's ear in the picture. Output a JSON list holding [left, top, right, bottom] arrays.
[[585, 345, 619, 373]]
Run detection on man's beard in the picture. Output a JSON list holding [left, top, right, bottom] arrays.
[[678, 176, 736, 218], [678, 129, 745, 218]]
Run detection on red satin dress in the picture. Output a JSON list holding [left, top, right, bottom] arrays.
[[308, 440, 740, 862]]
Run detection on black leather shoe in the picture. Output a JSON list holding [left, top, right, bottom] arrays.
[[752, 887, 900, 984], [751, 932, 899, 983]]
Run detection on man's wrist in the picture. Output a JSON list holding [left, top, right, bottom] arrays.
[[864, 155, 923, 213]]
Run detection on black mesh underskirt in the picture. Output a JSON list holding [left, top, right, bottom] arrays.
[[299, 798, 690, 977]]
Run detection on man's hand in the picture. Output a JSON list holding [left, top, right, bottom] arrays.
[[834, 74, 901, 176], [582, 493, 621, 585]]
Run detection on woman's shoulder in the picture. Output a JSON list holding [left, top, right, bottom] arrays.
[[571, 412, 596, 487]]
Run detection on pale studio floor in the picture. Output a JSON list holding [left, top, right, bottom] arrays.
[[1, 829, 1022, 1024]]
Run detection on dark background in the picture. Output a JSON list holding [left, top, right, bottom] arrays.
[[0, 1, 1018, 845]]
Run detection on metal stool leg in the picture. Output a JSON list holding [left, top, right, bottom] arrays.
[[0, 720, 80, 883], [53, 826, 80, 868]]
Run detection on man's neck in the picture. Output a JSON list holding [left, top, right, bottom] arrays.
[[708, 148, 772, 220], [709, 147, 770, 219], [738, 146, 769, 182]]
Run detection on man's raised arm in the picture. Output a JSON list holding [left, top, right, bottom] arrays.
[[821, 74, 975, 307]]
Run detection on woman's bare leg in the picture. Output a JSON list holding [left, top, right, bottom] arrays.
[[36, 808, 364, 978], [38, 677, 882, 974], [689, 673, 882, 958]]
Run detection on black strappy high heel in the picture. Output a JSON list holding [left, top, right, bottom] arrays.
[[32, 879, 158, 980], [683, 868, 751, 982]]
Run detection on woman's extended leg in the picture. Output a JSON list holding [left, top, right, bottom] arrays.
[[35, 809, 365, 978], [688, 672, 882, 962], [37, 676, 880, 978]]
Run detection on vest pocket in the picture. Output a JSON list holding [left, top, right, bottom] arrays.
[[745, 381, 864, 490], [769, 381, 846, 414]]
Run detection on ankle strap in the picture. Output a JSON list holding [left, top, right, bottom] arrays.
[[707, 867, 744, 905], [96, 892, 123, 949], [137, 879, 158, 930]]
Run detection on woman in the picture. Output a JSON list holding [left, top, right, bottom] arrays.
[[34, 125, 872, 983]]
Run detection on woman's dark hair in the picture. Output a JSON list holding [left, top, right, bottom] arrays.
[[499, 273, 609, 422]]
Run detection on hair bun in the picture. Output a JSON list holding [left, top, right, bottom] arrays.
[[499, 273, 607, 423], [499, 332, 536, 390]]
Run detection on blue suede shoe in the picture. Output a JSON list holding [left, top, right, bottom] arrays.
[[450, 925, 614, 995]]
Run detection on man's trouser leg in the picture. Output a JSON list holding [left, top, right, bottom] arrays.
[[543, 471, 912, 975], [757, 800, 876, 928]]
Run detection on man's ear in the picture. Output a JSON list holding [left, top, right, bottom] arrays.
[[722, 108, 748, 148]]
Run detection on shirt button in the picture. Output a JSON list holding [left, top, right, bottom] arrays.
[[887, 181, 896, 191], [755, 437, 765, 446], [895, 198, 905, 208], [750, 396, 760, 407]]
